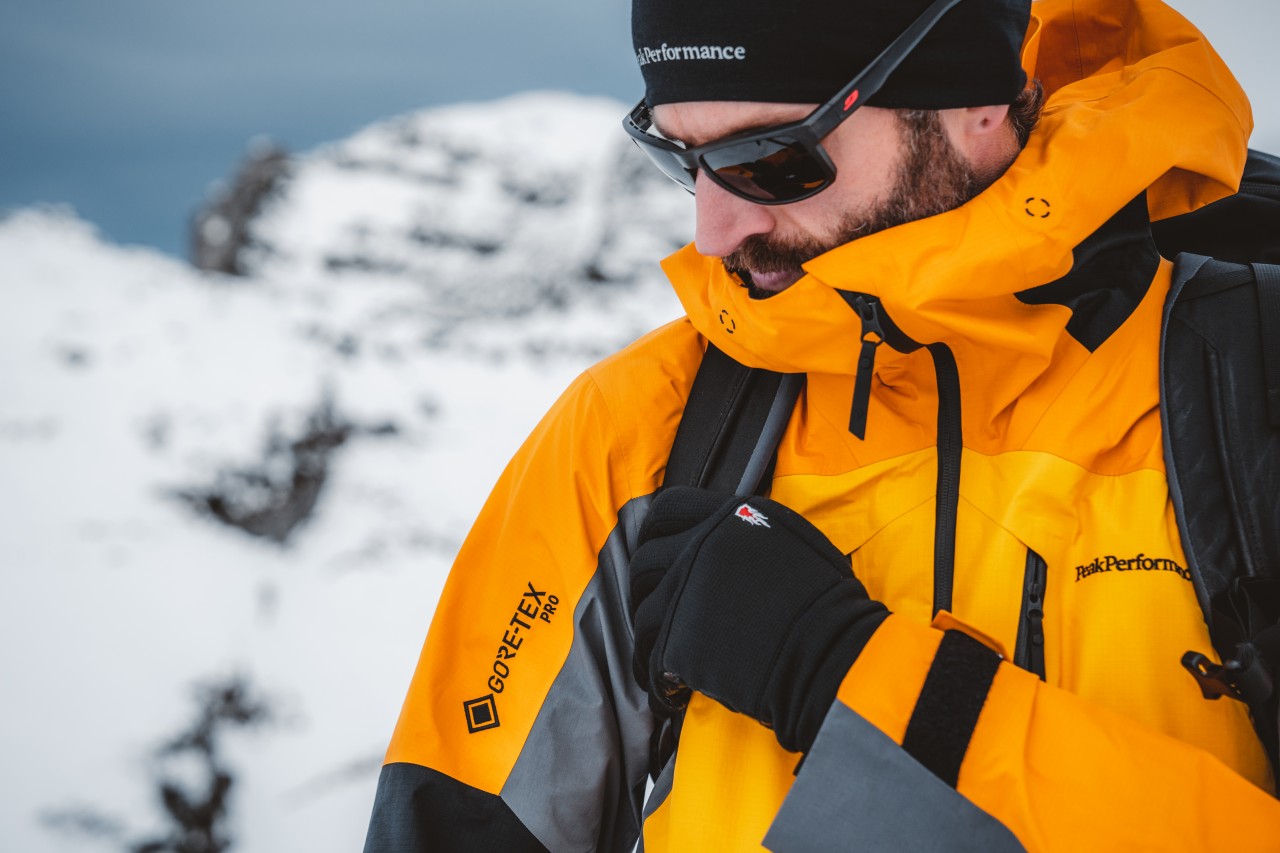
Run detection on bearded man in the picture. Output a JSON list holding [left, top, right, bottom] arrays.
[[365, 0, 1280, 850]]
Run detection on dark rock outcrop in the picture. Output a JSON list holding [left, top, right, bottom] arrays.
[[190, 143, 290, 276]]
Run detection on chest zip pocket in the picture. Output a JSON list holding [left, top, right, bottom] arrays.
[[1014, 550, 1047, 680]]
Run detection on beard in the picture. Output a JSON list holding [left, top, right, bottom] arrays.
[[725, 109, 1003, 295]]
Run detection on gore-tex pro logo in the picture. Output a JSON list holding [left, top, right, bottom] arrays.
[[734, 503, 770, 527], [464, 581, 560, 734], [1074, 554, 1190, 583]]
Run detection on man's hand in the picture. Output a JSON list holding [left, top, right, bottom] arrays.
[[629, 487, 889, 753]]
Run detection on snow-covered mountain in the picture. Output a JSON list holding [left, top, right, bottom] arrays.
[[0, 92, 690, 853]]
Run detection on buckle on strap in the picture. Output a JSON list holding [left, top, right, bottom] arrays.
[[1182, 646, 1275, 705]]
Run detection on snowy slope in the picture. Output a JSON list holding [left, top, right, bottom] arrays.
[[0, 93, 690, 853]]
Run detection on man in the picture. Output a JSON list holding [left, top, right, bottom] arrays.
[[365, 0, 1280, 849]]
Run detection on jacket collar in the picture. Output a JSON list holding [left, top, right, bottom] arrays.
[[662, 0, 1250, 383]]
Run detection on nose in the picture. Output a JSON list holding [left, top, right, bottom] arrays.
[[693, 172, 776, 258]]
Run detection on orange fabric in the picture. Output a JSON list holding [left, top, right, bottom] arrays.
[[382, 2, 1279, 850], [839, 615, 1280, 851], [384, 321, 703, 792]]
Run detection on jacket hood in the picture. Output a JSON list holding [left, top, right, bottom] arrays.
[[662, 0, 1252, 383]]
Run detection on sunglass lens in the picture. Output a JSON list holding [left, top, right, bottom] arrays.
[[703, 137, 831, 202], [631, 140, 698, 193]]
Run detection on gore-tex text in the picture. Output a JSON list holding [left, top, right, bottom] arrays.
[[485, 582, 559, 695]]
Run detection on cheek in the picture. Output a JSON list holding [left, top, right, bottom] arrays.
[[823, 114, 905, 201]]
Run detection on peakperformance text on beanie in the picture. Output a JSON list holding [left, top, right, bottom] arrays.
[[636, 44, 747, 65]]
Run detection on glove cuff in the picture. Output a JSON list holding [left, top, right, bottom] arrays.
[[770, 589, 890, 754]]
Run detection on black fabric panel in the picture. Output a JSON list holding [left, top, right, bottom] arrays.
[[1153, 150, 1280, 265], [363, 762, 551, 853], [1016, 192, 1159, 352], [664, 344, 787, 493], [901, 631, 1001, 788]]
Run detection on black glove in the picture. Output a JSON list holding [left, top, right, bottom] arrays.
[[629, 487, 889, 753]]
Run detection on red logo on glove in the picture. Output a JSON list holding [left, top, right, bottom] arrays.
[[735, 503, 771, 528]]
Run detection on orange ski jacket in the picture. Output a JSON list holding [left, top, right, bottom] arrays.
[[368, 1, 1280, 850]]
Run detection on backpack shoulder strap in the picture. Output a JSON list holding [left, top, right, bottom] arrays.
[[1253, 262, 1280, 427], [663, 343, 804, 495], [646, 343, 803, 780], [1165, 254, 1280, 774], [1162, 254, 1280, 621]]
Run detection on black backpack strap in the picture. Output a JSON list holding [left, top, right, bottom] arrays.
[[663, 343, 805, 495], [1251, 263, 1280, 427], [645, 343, 803, 783], [1166, 254, 1280, 777], [1162, 255, 1280, 620]]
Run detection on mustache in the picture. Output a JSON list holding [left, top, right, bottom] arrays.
[[722, 230, 851, 277]]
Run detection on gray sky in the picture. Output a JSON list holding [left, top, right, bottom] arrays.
[[1, 0, 1275, 257]]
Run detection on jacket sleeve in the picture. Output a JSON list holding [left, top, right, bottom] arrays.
[[763, 614, 1280, 853], [364, 371, 656, 853]]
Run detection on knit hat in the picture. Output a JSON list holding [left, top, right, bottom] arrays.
[[632, 0, 1031, 108]]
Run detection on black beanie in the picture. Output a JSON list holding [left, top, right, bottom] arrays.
[[632, 0, 1031, 109]]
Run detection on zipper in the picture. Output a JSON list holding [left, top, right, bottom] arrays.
[[847, 294, 885, 440], [1013, 549, 1048, 680], [928, 343, 962, 617], [837, 291, 962, 619]]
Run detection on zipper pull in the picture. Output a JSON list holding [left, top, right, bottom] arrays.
[[849, 295, 884, 440]]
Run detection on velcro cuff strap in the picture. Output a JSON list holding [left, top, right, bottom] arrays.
[[901, 630, 1001, 788]]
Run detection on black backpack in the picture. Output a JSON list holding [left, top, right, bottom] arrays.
[[660, 150, 1280, 777]]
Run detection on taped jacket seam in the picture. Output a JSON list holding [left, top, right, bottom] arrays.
[[962, 445, 1166, 481], [847, 493, 938, 557], [1059, 63, 1249, 137], [1013, 263, 1163, 454], [585, 368, 639, 506]]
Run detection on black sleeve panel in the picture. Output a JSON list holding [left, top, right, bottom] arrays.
[[363, 762, 552, 853]]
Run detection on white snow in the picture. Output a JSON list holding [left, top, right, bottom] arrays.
[[0, 92, 690, 853]]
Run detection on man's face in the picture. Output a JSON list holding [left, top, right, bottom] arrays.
[[652, 101, 998, 293]]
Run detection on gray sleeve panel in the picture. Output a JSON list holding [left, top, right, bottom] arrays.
[[763, 701, 1026, 853], [641, 748, 675, 824], [633, 752, 675, 853], [501, 495, 657, 853]]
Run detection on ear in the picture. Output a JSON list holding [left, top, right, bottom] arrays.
[[946, 104, 1011, 140], [940, 105, 1016, 172]]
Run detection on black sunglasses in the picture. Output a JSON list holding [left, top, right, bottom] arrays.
[[623, 0, 965, 205]]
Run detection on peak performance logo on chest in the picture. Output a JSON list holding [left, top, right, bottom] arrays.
[[1075, 554, 1190, 583]]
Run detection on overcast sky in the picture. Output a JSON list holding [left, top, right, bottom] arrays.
[[1, 0, 1276, 257]]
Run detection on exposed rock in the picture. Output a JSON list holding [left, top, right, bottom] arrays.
[[190, 141, 290, 276], [42, 676, 273, 853]]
